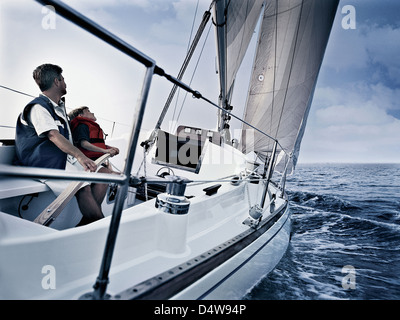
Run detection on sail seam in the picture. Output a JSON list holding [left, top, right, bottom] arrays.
[[274, 0, 305, 143], [264, 0, 307, 19]]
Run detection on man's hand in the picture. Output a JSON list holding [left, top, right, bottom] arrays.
[[76, 155, 97, 172], [47, 129, 97, 171]]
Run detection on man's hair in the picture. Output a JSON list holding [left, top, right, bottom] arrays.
[[68, 106, 88, 121], [32, 64, 63, 92]]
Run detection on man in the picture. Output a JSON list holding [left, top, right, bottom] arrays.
[[14, 63, 111, 225], [68, 106, 119, 160]]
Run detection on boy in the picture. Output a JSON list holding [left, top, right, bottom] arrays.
[[68, 106, 119, 160]]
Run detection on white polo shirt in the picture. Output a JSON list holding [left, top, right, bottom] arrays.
[[29, 94, 73, 144]]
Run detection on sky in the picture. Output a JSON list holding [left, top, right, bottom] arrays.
[[1, 0, 399, 164]]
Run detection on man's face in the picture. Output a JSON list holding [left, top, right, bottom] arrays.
[[56, 75, 67, 96]]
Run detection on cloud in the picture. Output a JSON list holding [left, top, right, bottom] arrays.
[[299, 81, 400, 163], [312, 83, 400, 129], [149, 0, 200, 45], [316, 104, 392, 127], [299, 1, 400, 163], [365, 25, 400, 86], [65, 0, 171, 11], [323, 9, 400, 87], [314, 83, 400, 119], [300, 115, 400, 163]]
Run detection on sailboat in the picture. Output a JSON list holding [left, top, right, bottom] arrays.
[[0, 0, 339, 300]]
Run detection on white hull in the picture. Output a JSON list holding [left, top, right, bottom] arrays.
[[0, 141, 290, 300], [171, 206, 291, 300]]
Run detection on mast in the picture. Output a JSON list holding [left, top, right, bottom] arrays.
[[213, 0, 231, 143], [212, 0, 265, 145]]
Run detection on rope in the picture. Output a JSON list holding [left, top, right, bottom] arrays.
[[171, 0, 200, 126]]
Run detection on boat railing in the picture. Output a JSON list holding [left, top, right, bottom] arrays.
[[0, 0, 290, 299]]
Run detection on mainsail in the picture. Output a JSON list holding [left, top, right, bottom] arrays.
[[240, 0, 339, 173]]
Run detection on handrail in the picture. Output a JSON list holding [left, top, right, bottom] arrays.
[[91, 65, 156, 300], [0, 164, 127, 184]]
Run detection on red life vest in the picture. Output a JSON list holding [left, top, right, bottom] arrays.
[[70, 117, 107, 159]]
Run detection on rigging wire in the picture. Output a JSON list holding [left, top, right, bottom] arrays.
[[0, 84, 35, 98], [155, 8, 212, 130], [173, 22, 213, 133], [0, 83, 131, 135], [171, 0, 200, 124], [187, 0, 200, 53]]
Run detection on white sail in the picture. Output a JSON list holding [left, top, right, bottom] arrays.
[[241, 0, 339, 173]]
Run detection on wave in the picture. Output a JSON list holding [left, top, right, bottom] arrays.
[[287, 190, 400, 233], [248, 164, 400, 300], [288, 190, 361, 214]]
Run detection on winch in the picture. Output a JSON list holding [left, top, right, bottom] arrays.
[[155, 176, 191, 215]]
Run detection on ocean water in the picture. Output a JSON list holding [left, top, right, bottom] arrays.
[[244, 163, 400, 300]]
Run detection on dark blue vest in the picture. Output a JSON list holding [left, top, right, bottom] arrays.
[[14, 96, 70, 169]]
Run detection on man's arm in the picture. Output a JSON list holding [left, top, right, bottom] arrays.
[[47, 130, 98, 171]]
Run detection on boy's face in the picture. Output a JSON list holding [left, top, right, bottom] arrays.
[[81, 108, 96, 121]]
